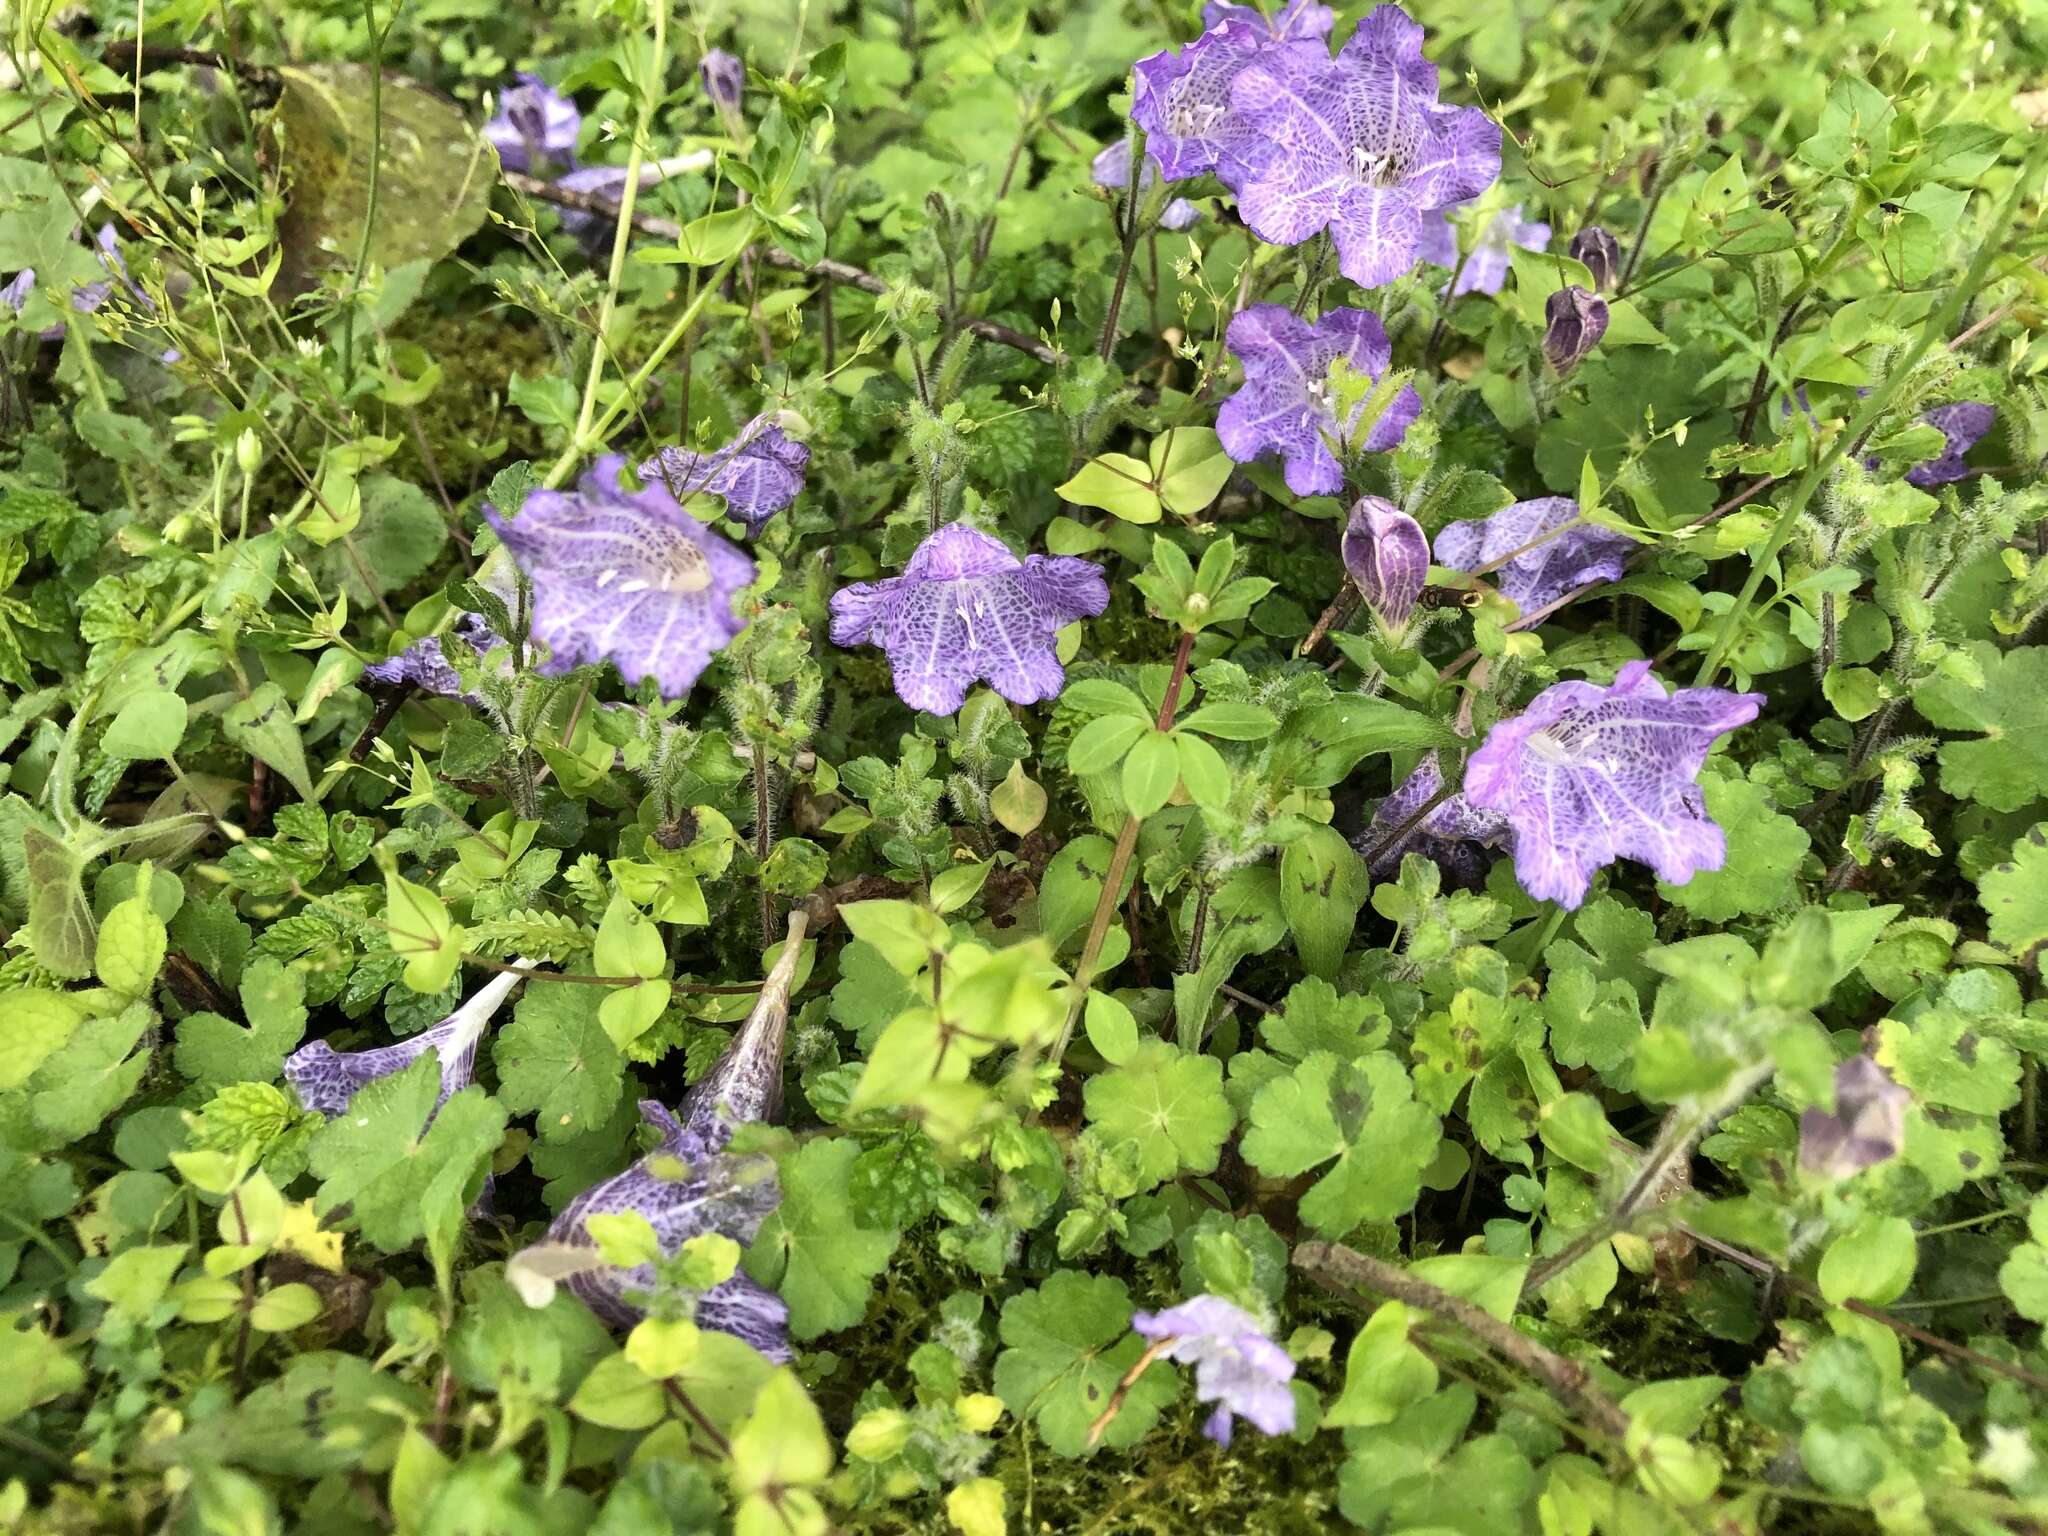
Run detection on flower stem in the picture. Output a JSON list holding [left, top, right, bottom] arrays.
[[1096, 128, 1149, 362]]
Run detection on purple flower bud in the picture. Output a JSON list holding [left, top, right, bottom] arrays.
[[1799, 1055, 1910, 1181], [1, 268, 33, 313], [700, 49, 745, 114], [1542, 285, 1608, 377], [1340, 496, 1429, 635], [1568, 226, 1620, 292]]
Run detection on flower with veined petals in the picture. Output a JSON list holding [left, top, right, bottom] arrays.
[[1201, 0, 1335, 40], [1799, 1055, 1911, 1181], [1432, 497, 1633, 626], [361, 613, 503, 702], [1568, 225, 1621, 292], [1131, 19, 1322, 184], [1090, 142, 1203, 232], [285, 966, 526, 1116], [1224, 6, 1501, 289], [1543, 286, 1609, 377], [485, 72, 581, 175], [1216, 304, 1421, 496], [485, 454, 754, 699], [1902, 402, 1994, 488], [1417, 201, 1550, 297], [1355, 750, 1510, 886], [642, 414, 810, 534], [1132, 1295, 1296, 1447], [829, 523, 1108, 715], [1341, 496, 1429, 635], [1464, 660, 1762, 909]]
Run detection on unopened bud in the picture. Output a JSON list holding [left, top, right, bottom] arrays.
[[1542, 286, 1609, 378], [235, 429, 262, 477], [1567, 226, 1621, 292], [1341, 496, 1429, 637], [699, 49, 745, 115]]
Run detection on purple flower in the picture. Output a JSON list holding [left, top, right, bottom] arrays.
[[1799, 1055, 1910, 1181], [486, 72, 582, 175], [1216, 304, 1421, 497], [553, 163, 670, 244], [1201, 0, 1335, 39], [829, 523, 1108, 715], [1417, 201, 1550, 297], [1542, 286, 1608, 377], [1090, 141, 1203, 231], [485, 454, 755, 699], [1341, 496, 1429, 635], [642, 414, 810, 534], [1, 268, 32, 313], [1568, 226, 1620, 292], [1355, 749, 1510, 886], [1432, 497, 1633, 626], [285, 967, 523, 1117], [1902, 402, 1994, 488], [1225, 6, 1501, 289], [700, 49, 745, 114], [361, 613, 502, 700], [1464, 660, 1763, 909], [1131, 19, 1318, 184], [1132, 1295, 1295, 1447]]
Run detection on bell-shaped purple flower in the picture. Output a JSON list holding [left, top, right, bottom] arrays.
[[485, 454, 755, 699], [1355, 749, 1511, 887], [1417, 201, 1550, 297], [700, 49, 746, 114], [1341, 497, 1429, 635], [1432, 497, 1633, 626], [1224, 6, 1501, 289], [285, 966, 525, 1117], [486, 72, 582, 176], [1132, 19, 1320, 185], [829, 524, 1108, 715], [1201, 0, 1335, 40], [1568, 226, 1621, 292], [1132, 1295, 1295, 1447], [1903, 402, 1994, 488], [642, 414, 810, 534], [1464, 660, 1763, 909], [1543, 286, 1608, 377], [1216, 304, 1421, 496], [361, 613, 503, 701], [1799, 1055, 1910, 1181], [1091, 142, 1203, 231]]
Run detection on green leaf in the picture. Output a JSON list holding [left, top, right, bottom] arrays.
[[1657, 770, 1807, 920], [1082, 1041, 1234, 1188], [384, 868, 464, 994], [494, 980, 625, 1141], [1068, 716, 1148, 777], [1176, 702, 1278, 740], [1056, 454, 1161, 524], [0, 990, 85, 1090], [1324, 1300, 1436, 1428], [1914, 643, 2048, 814], [1173, 732, 1231, 809], [728, 1369, 834, 1535], [992, 1271, 1175, 1457], [223, 684, 318, 803], [103, 690, 190, 761], [1120, 729, 1179, 818], [173, 956, 309, 1089], [1279, 824, 1369, 980], [743, 1137, 899, 1338], [29, 1003, 154, 1142], [96, 888, 167, 998], [1148, 427, 1232, 517], [309, 1057, 507, 1251], [1241, 1051, 1441, 1236], [21, 821, 95, 979], [1083, 991, 1141, 1066], [1976, 823, 2048, 959], [0, 1311, 85, 1423], [568, 1351, 667, 1429], [1817, 1217, 1917, 1305]]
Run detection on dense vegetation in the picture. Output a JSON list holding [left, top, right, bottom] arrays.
[[4, 0, 2048, 1530]]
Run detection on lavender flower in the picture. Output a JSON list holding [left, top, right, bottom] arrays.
[[486, 72, 582, 175], [285, 966, 525, 1116], [1131, 19, 1315, 185], [1542, 286, 1608, 377], [1902, 402, 1994, 488], [1417, 201, 1550, 297], [1355, 749, 1510, 887], [553, 163, 668, 245], [361, 613, 503, 700], [1568, 226, 1620, 292], [1799, 1055, 1910, 1181], [1463, 660, 1762, 909], [1432, 497, 1633, 626], [1341, 496, 1429, 635], [1225, 6, 1501, 289], [1, 269, 32, 313], [829, 523, 1108, 715], [1200, 0, 1335, 40], [486, 455, 755, 699], [642, 414, 810, 534], [1132, 1295, 1295, 1447], [1215, 304, 1421, 496], [1090, 141, 1203, 232], [700, 49, 746, 115]]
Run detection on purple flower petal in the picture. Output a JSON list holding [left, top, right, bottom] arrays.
[[486, 72, 582, 175], [1464, 660, 1763, 908], [829, 524, 1108, 715], [1432, 497, 1632, 625], [486, 454, 755, 699], [1542, 285, 1608, 376], [700, 49, 745, 113], [1133, 20, 1317, 184], [361, 613, 502, 700], [285, 968, 523, 1116], [1132, 1295, 1296, 1444], [1903, 402, 1994, 488], [1, 268, 33, 313], [1341, 496, 1429, 633], [1201, 0, 1335, 40], [1355, 749, 1511, 886], [1091, 141, 1205, 231], [642, 414, 810, 533], [1799, 1055, 1910, 1181], [1420, 201, 1551, 296], [1568, 225, 1620, 292]]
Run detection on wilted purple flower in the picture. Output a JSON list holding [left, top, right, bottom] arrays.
[[285, 967, 524, 1116], [1341, 496, 1429, 635], [486, 72, 582, 175], [485, 454, 754, 699], [361, 613, 503, 700], [1216, 304, 1421, 496], [1902, 402, 1994, 488], [1355, 749, 1510, 886], [1542, 286, 1608, 376], [1201, 0, 1335, 39], [1090, 141, 1203, 231], [1417, 201, 1550, 297], [642, 414, 810, 534], [1568, 226, 1621, 292], [1132, 1295, 1295, 1447], [700, 49, 746, 114], [829, 523, 1108, 715], [1132, 19, 1317, 184], [1799, 1055, 1910, 1181], [1464, 660, 1763, 909], [1432, 497, 1633, 626], [1225, 6, 1501, 289]]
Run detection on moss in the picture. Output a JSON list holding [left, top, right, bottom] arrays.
[[379, 307, 558, 494]]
